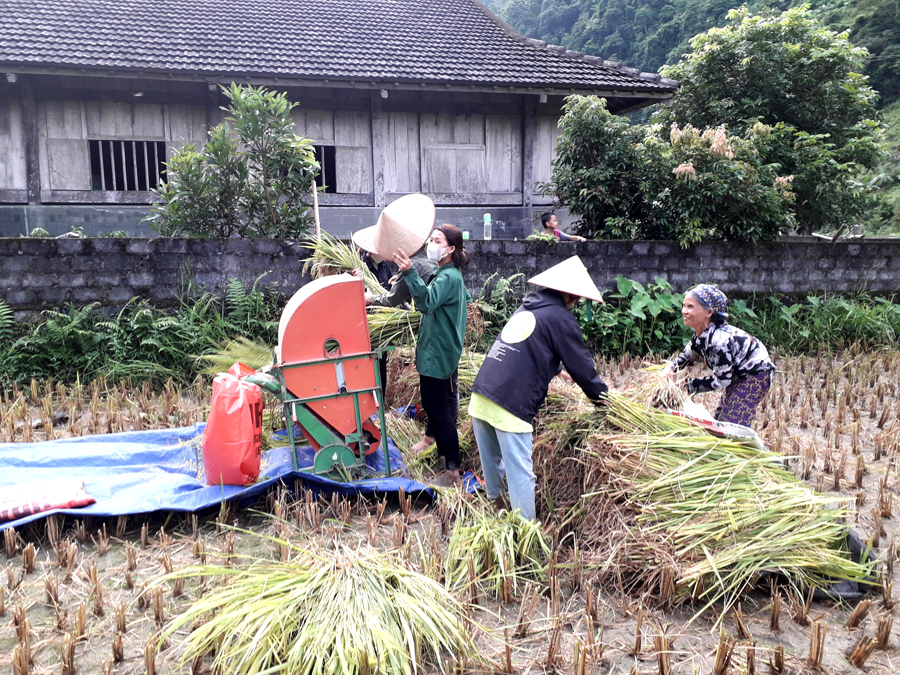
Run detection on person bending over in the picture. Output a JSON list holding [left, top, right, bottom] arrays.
[[663, 285, 775, 427], [469, 256, 608, 519]]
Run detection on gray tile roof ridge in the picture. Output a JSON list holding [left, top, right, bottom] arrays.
[[0, 0, 679, 92]]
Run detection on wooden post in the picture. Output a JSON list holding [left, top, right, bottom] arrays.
[[312, 182, 321, 238], [522, 94, 535, 210], [371, 91, 386, 209], [20, 79, 41, 205], [206, 82, 221, 134]]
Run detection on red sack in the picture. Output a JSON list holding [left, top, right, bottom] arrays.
[[202, 372, 263, 486], [227, 361, 256, 379]]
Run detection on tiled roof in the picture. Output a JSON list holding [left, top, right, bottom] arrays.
[[0, 0, 677, 92]]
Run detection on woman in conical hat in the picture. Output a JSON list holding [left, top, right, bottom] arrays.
[[468, 256, 609, 520], [663, 284, 775, 427]]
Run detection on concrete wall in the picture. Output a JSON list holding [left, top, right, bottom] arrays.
[[3, 237, 899, 320]]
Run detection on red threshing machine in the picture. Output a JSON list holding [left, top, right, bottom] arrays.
[[245, 274, 391, 479]]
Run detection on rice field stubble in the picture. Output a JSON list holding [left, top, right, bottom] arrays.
[[1, 347, 899, 674]]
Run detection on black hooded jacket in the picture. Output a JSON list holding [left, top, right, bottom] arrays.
[[471, 289, 608, 424]]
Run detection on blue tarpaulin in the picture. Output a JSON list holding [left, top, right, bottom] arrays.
[[0, 423, 433, 531]]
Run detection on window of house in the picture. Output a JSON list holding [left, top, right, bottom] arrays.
[[313, 145, 337, 194], [89, 140, 167, 191]]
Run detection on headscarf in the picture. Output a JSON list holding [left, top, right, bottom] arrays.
[[688, 284, 728, 318]]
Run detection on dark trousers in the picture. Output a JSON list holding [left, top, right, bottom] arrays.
[[423, 370, 459, 439], [419, 369, 460, 471]]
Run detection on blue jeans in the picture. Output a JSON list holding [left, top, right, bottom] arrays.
[[472, 417, 536, 520]]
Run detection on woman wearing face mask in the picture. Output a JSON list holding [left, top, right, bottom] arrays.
[[393, 225, 471, 482], [662, 285, 775, 427]]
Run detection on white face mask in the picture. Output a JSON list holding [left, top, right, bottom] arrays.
[[426, 241, 449, 262]]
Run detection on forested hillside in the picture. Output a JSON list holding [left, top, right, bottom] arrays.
[[483, 0, 899, 233], [482, 0, 897, 106]]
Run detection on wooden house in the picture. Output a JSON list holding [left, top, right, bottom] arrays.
[[0, 0, 676, 235]]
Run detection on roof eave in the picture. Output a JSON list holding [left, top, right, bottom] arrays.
[[0, 62, 678, 98]]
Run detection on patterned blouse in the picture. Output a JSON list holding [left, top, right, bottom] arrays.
[[672, 323, 775, 394]]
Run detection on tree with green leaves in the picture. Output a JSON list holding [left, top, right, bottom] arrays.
[[655, 5, 884, 233], [539, 95, 795, 246], [146, 84, 320, 238]]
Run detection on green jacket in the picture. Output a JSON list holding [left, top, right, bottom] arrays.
[[402, 263, 470, 380]]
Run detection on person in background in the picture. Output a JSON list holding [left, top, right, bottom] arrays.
[[393, 225, 471, 483], [662, 285, 775, 427], [469, 256, 608, 520], [541, 212, 586, 242], [357, 247, 393, 290]]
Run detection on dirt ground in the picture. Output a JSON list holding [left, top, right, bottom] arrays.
[[1, 349, 898, 674]]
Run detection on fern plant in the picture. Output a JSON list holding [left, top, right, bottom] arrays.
[[0, 301, 14, 344]]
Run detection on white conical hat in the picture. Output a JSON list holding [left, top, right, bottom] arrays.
[[351, 193, 435, 258], [528, 255, 605, 303]]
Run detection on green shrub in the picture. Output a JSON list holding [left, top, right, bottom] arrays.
[[1, 278, 280, 385], [575, 275, 690, 357], [729, 294, 900, 353], [4, 274, 900, 386], [146, 84, 320, 238], [475, 272, 528, 350], [538, 96, 796, 247]]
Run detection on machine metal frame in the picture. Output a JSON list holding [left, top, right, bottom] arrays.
[[272, 347, 392, 478]]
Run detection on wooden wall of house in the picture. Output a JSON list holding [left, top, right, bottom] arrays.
[[1, 81, 570, 208], [385, 112, 524, 204], [0, 100, 26, 190], [290, 108, 373, 195], [533, 115, 562, 206], [37, 100, 208, 193]]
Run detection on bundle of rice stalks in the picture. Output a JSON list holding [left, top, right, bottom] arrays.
[[465, 303, 485, 349], [197, 336, 274, 375], [630, 365, 689, 410], [300, 232, 387, 296], [384, 411, 425, 456], [405, 443, 439, 481], [384, 410, 436, 480], [531, 381, 599, 525], [384, 348, 421, 411], [446, 497, 550, 598], [162, 539, 473, 675], [601, 393, 708, 436], [519, 382, 873, 619], [575, 395, 873, 619], [368, 306, 420, 349], [370, 304, 485, 352], [385, 350, 484, 413], [458, 351, 484, 393]]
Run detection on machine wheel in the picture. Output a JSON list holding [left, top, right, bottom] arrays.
[[313, 444, 359, 477]]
